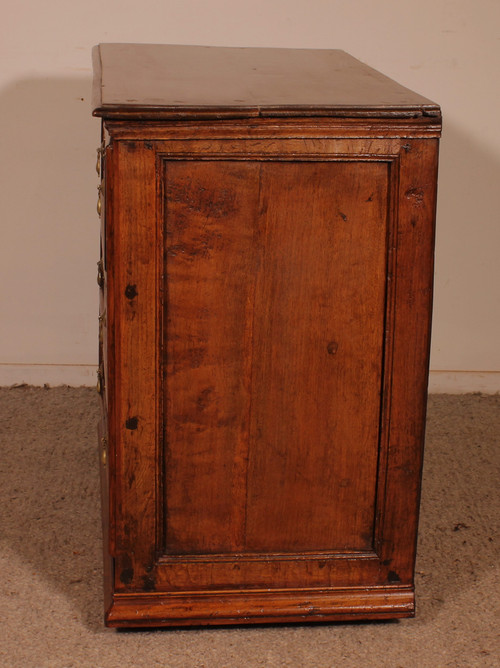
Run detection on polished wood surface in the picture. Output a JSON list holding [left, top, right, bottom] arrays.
[[92, 44, 440, 119], [164, 159, 388, 555], [93, 45, 441, 627]]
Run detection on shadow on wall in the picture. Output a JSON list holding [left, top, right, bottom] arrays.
[[0, 78, 100, 366], [430, 118, 500, 371]]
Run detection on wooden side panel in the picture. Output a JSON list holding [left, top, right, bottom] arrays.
[[107, 140, 160, 590], [164, 162, 260, 554], [101, 131, 439, 625], [376, 138, 440, 582], [246, 161, 388, 552], [163, 159, 389, 556]]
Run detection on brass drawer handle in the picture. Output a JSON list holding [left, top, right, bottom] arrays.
[[99, 318, 104, 347], [96, 143, 105, 175], [97, 260, 105, 289], [98, 308, 106, 348], [97, 184, 103, 216], [101, 436, 107, 467], [96, 365, 105, 395]]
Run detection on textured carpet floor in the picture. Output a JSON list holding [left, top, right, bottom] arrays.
[[0, 387, 498, 667]]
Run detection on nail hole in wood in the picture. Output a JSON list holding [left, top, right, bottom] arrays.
[[327, 341, 339, 355]]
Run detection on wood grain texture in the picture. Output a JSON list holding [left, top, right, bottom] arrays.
[[102, 135, 438, 614], [376, 138, 440, 583], [162, 159, 388, 557], [105, 140, 161, 591], [244, 160, 388, 553], [163, 160, 260, 554], [104, 117, 441, 141], [92, 44, 440, 120], [105, 586, 415, 627], [96, 45, 441, 626]]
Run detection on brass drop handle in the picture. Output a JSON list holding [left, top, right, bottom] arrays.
[[101, 437, 107, 467], [97, 184, 103, 216], [96, 143, 105, 175], [98, 310, 106, 349], [98, 317, 104, 347], [96, 365, 105, 395], [97, 260, 104, 289]]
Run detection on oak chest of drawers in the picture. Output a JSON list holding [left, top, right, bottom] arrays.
[[92, 43, 441, 627]]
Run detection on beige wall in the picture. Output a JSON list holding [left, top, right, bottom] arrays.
[[1, 0, 499, 391]]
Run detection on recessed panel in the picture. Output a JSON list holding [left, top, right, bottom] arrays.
[[163, 160, 389, 555], [245, 161, 388, 552], [163, 161, 260, 554]]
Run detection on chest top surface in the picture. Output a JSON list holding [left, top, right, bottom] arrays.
[[92, 43, 440, 120]]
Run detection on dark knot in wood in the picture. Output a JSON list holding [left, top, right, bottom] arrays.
[[327, 341, 339, 355]]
